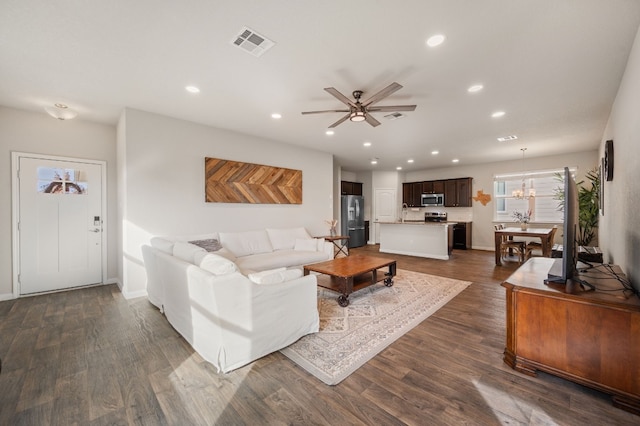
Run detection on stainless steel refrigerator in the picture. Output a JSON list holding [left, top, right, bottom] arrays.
[[341, 195, 365, 248]]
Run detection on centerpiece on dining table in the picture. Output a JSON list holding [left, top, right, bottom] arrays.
[[512, 209, 532, 230]]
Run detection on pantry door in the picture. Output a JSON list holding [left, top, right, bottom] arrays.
[[14, 154, 105, 295]]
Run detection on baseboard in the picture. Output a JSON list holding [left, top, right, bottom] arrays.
[[0, 293, 16, 301], [121, 288, 148, 300]]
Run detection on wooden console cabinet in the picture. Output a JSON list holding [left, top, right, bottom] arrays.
[[502, 258, 640, 415]]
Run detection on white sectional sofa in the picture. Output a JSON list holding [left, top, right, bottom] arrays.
[[141, 227, 332, 373]]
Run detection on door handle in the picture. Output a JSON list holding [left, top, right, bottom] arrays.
[[89, 228, 101, 233]]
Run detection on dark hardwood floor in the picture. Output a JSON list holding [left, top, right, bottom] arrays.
[[1, 246, 638, 425]]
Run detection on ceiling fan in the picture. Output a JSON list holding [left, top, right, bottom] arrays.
[[301, 82, 417, 128]]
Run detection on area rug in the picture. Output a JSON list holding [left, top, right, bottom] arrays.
[[280, 269, 471, 385]]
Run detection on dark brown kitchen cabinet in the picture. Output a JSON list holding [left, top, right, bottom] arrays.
[[341, 181, 362, 195], [422, 180, 444, 194], [402, 182, 422, 207], [444, 178, 472, 207]]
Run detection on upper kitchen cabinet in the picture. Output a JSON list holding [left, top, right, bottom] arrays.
[[422, 180, 444, 194], [341, 180, 363, 196], [444, 178, 472, 207], [402, 182, 420, 207]]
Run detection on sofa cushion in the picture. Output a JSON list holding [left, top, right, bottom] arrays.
[[248, 268, 303, 284], [219, 230, 273, 257], [173, 241, 206, 263], [294, 238, 318, 252], [194, 251, 237, 275], [189, 238, 223, 252], [266, 227, 312, 251], [235, 249, 329, 272]]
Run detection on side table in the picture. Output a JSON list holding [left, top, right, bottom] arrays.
[[319, 235, 350, 258]]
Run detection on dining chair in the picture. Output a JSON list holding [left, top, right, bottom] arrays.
[[495, 224, 527, 263], [525, 225, 558, 258]]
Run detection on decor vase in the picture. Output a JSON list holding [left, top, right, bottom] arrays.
[[520, 223, 528, 231]]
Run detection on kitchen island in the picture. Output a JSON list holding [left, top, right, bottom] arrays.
[[378, 221, 454, 260]]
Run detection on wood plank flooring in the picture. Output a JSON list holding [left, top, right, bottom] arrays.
[[1, 246, 638, 425]]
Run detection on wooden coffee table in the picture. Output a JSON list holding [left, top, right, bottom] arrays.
[[303, 255, 397, 307]]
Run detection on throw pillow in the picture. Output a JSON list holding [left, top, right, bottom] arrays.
[[294, 238, 318, 252], [266, 227, 312, 251], [188, 238, 223, 252], [315, 237, 326, 252], [193, 251, 237, 275], [248, 268, 303, 285]]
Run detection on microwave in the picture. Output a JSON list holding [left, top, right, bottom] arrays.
[[421, 193, 445, 207]]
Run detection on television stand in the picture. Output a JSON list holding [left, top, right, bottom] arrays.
[[502, 257, 640, 416]]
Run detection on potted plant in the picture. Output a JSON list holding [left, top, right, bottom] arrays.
[[553, 168, 600, 246], [512, 209, 532, 230]]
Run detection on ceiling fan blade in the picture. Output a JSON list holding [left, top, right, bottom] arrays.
[[361, 82, 403, 107], [364, 114, 381, 127], [328, 113, 351, 128], [324, 87, 356, 107], [301, 109, 350, 115], [367, 105, 417, 112]]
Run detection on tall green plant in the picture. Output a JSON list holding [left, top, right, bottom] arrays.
[[553, 168, 600, 246]]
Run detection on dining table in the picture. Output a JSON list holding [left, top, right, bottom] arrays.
[[494, 227, 554, 265]]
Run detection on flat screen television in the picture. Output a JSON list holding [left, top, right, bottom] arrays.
[[545, 167, 592, 292]]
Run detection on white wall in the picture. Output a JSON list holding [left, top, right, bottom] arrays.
[[599, 25, 640, 292], [118, 108, 334, 297], [405, 150, 599, 250], [0, 107, 118, 299]]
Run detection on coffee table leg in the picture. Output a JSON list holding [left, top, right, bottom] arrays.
[[384, 262, 396, 286]]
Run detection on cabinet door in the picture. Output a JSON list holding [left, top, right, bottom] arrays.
[[353, 182, 363, 196], [444, 180, 457, 207], [433, 180, 445, 194], [341, 181, 352, 195], [456, 178, 472, 207], [402, 183, 412, 206], [411, 182, 422, 206], [422, 181, 434, 193]]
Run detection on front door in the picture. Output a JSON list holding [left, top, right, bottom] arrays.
[[16, 155, 104, 295]]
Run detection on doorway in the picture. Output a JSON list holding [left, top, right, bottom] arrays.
[[11, 152, 107, 296], [374, 188, 396, 243]]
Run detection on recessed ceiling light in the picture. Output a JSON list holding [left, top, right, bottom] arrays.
[[467, 84, 483, 93], [497, 135, 518, 142], [271, 113, 282, 119], [371, 159, 378, 165], [185, 85, 200, 93], [492, 111, 506, 118], [452, 159, 460, 163], [363, 141, 372, 147], [431, 150, 439, 155], [407, 159, 414, 163], [426, 34, 446, 47], [396, 166, 403, 170], [325, 130, 334, 136]]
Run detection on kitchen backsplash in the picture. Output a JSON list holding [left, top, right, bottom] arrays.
[[403, 207, 473, 222]]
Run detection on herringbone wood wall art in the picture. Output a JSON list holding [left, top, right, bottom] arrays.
[[205, 158, 302, 204]]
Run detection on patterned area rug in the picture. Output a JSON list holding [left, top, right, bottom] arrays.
[[280, 269, 471, 385]]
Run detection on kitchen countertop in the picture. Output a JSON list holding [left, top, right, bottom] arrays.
[[378, 220, 456, 225]]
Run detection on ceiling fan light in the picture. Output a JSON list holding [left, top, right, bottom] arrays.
[[45, 104, 78, 120], [350, 111, 366, 122]]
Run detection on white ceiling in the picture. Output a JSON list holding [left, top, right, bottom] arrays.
[[2, 1, 640, 172]]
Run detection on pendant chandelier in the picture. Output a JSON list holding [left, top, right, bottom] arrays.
[[512, 148, 535, 199]]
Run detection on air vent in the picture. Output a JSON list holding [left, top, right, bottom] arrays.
[[384, 112, 405, 120], [231, 27, 275, 57], [497, 135, 518, 142]]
